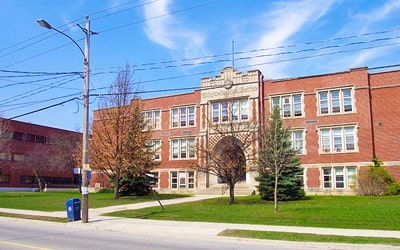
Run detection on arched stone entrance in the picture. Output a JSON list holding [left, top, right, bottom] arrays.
[[211, 136, 246, 183]]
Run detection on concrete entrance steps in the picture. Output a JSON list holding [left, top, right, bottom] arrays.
[[197, 183, 255, 196]]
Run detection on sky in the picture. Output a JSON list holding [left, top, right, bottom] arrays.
[[1, 0, 400, 132]]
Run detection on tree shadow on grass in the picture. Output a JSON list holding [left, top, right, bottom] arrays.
[[135, 211, 165, 219]]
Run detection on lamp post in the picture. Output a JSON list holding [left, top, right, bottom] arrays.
[[37, 17, 92, 223]]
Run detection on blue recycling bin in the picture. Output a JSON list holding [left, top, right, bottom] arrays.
[[66, 198, 81, 221]]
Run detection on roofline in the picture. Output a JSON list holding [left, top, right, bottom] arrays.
[[267, 67, 369, 83], [1, 118, 81, 134]]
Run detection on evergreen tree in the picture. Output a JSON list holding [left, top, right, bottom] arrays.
[[257, 106, 304, 213]]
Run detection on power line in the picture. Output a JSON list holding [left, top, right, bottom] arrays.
[[0, 76, 81, 106], [96, 0, 223, 34], [2, 33, 399, 109], [0, 0, 223, 69], [7, 62, 400, 121], [90, 0, 157, 23], [0, 69, 80, 77], [0, 0, 143, 59], [1, 92, 81, 111], [8, 97, 80, 120]]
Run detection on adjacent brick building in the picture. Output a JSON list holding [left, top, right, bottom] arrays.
[[90, 66, 400, 195], [0, 119, 81, 191]]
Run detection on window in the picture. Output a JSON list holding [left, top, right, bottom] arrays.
[[171, 138, 196, 160], [25, 134, 35, 142], [271, 93, 303, 118], [211, 99, 249, 123], [148, 140, 161, 161], [0, 130, 12, 139], [318, 88, 354, 115], [171, 106, 195, 128], [170, 171, 195, 189], [149, 172, 159, 188], [0, 174, 10, 183], [319, 126, 356, 153], [322, 167, 357, 189], [20, 176, 35, 184], [171, 172, 178, 189], [13, 132, 24, 140], [0, 153, 11, 160], [323, 168, 332, 188], [12, 153, 24, 162], [20, 176, 72, 185], [143, 110, 161, 130], [289, 130, 305, 154], [35, 135, 47, 144]]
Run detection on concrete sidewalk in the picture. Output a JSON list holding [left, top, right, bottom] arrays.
[[1, 195, 400, 249]]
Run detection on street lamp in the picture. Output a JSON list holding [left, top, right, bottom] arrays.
[[37, 17, 92, 223]]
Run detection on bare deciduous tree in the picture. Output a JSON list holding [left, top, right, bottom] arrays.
[[21, 133, 79, 191], [90, 65, 156, 199], [197, 95, 258, 205], [0, 117, 12, 165]]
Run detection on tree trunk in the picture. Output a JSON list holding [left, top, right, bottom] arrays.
[[113, 180, 120, 199], [229, 184, 235, 205], [34, 172, 42, 192], [274, 174, 279, 213], [38, 179, 43, 192]]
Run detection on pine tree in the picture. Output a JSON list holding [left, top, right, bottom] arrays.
[[257, 106, 304, 213]]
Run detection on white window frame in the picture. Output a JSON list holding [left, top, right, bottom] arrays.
[[211, 98, 249, 123], [322, 166, 357, 189], [148, 139, 161, 161], [317, 87, 354, 115], [149, 171, 159, 188], [143, 110, 161, 130], [271, 93, 303, 118], [171, 106, 195, 128], [170, 171, 195, 189], [318, 125, 357, 154], [289, 129, 305, 155], [170, 138, 196, 160]]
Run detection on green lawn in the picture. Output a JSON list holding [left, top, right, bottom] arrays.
[[1, 193, 400, 245], [219, 230, 400, 246], [106, 195, 400, 231], [0, 191, 190, 211]]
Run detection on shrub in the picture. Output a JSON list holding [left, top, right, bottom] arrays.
[[387, 183, 400, 195], [98, 187, 114, 193], [356, 157, 394, 196], [118, 173, 154, 196]]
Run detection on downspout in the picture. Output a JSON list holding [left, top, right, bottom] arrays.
[[258, 72, 265, 143], [367, 72, 376, 158]]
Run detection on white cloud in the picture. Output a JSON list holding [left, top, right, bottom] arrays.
[[335, 0, 400, 68], [245, 0, 336, 78], [356, 0, 400, 25], [143, 0, 206, 59]]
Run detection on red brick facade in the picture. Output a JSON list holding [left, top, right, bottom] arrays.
[[90, 66, 400, 195], [0, 119, 81, 191], [262, 67, 400, 195]]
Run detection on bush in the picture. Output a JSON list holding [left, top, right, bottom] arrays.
[[387, 183, 400, 195], [356, 157, 395, 196], [119, 173, 154, 197], [98, 187, 114, 193]]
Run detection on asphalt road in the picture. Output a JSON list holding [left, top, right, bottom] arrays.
[[0, 218, 326, 250]]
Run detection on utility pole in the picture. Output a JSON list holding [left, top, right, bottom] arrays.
[[37, 16, 95, 223], [81, 16, 91, 224]]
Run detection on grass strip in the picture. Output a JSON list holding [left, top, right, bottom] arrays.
[[0, 212, 67, 223], [218, 229, 400, 246], [0, 192, 190, 211]]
